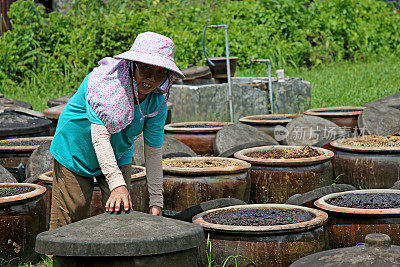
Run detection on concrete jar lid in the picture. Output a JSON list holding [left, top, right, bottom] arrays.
[[290, 233, 400, 267], [35, 211, 205, 257], [0, 109, 52, 138]]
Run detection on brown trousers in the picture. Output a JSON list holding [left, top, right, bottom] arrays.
[[49, 159, 131, 230]]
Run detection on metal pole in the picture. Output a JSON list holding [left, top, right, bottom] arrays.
[[249, 56, 273, 114], [203, 24, 234, 122], [268, 61, 273, 114], [223, 25, 233, 122]]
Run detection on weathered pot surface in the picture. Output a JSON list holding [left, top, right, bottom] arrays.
[[239, 114, 302, 125], [290, 233, 400, 267], [164, 121, 232, 133], [304, 106, 365, 117], [315, 189, 400, 215], [234, 145, 334, 166], [162, 156, 251, 175], [193, 204, 328, 234]]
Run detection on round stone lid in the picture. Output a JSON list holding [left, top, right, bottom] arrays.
[[290, 233, 400, 267], [35, 211, 204, 257], [0, 98, 32, 109], [0, 108, 52, 138], [214, 123, 279, 157], [43, 104, 65, 120], [358, 106, 400, 136], [285, 115, 346, 147], [47, 94, 74, 108]]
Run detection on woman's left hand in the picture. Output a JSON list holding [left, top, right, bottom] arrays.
[[149, 205, 162, 216]]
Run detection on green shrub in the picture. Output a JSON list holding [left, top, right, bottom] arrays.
[[0, 0, 399, 110]]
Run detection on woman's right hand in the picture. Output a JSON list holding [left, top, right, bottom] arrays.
[[105, 185, 132, 212]]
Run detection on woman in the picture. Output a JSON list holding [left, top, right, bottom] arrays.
[[49, 32, 184, 230]]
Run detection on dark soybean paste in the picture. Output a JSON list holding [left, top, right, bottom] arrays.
[[255, 117, 290, 121], [132, 167, 143, 175], [327, 193, 400, 209], [203, 208, 313, 226], [0, 186, 35, 198], [174, 125, 224, 128], [0, 140, 48, 147]]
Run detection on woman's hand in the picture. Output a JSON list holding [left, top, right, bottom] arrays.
[[149, 205, 162, 216], [105, 185, 132, 212]]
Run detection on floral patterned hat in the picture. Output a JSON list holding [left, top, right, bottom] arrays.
[[114, 32, 184, 79]]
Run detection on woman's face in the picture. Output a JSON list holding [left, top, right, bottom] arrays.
[[134, 62, 168, 98]]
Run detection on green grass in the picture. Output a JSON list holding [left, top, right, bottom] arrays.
[[2, 57, 400, 112], [0, 256, 53, 267], [237, 56, 400, 109], [18, 259, 52, 267]]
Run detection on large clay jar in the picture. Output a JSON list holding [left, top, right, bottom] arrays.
[[331, 136, 400, 189], [164, 121, 232, 155], [239, 114, 302, 143], [234, 146, 334, 203], [38, 166, 148, 225], [206, 57, 238, 78], [315, 189, 400, 248], [129, 166, 148, 212], [0, 136, 53, 181], [37, 171, 103, 228], [162, 157, 251, 211], [193, 204, 328, 267], [303, 106, 365, 133], [0, 183, 46, 265]]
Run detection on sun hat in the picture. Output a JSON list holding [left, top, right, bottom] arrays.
[[87, 32, 181, 134], [114, 32, 185, 79]]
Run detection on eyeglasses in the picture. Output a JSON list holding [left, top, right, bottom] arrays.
[[135, 62, 168, 82]]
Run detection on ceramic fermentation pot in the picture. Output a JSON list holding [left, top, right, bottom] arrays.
[[193, 204, 328, 267], [162, 157, 251, 211], [164, 121, 232, 155], [314, 189, 400, 248], [0, 183, 46, 265], [234, 145, 334, 203]]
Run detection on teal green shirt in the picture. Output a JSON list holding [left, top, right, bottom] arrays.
[[50, 75, 167, 177]]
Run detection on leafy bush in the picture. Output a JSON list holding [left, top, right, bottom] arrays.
[[0, 0, 399, 110]]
